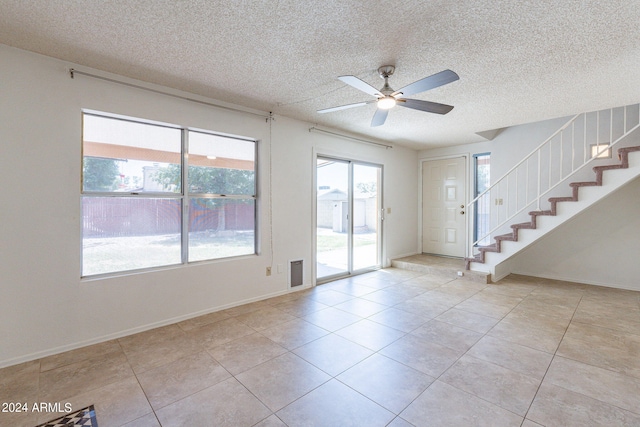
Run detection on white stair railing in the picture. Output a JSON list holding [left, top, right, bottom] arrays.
[[467, 104, 640, 259]]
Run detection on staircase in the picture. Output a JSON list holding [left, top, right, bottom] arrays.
[[466, 104, 640, 280]]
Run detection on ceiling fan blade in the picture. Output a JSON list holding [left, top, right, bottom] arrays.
[[371, 109, 388, 127], [339, 75, 383, 97], [397, 99, 454, 115], [392, 69, 459, 97], [317, 100, 374, 114]]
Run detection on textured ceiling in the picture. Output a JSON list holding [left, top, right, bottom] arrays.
[[2, 0, 640, 149]]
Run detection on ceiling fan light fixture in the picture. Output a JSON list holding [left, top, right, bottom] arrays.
[[377, 96, 396, 110], [319, 67, 458, 126]]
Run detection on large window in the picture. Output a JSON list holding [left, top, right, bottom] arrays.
[[81, 112, 257, 276]]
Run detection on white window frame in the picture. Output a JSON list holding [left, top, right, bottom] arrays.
[[81, 110, 258, 277]]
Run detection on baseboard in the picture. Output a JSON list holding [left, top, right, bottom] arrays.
[[510, 270, 640, 292], [491, 270, 511, 283], [0, 288, 292, 369]]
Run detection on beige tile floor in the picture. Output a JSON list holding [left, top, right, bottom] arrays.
[[2, 268, 640, 426]]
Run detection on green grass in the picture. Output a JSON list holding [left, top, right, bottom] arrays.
[[84, 230, 376, 276], [83, 232, 255, 276], [317, 233, 376, 253]]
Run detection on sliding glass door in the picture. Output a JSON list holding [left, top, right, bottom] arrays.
[[316, 157, 382, 282], [352, 163, 382, 270]]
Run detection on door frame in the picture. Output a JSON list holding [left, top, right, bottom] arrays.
[[419, 154, 470, 257], [313, 152, 384, 285]]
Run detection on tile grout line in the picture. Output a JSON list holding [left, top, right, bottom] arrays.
[[408, 284, 540, 424], [118, 338, 163, 426], [210, 275, 434, 426], [319, 277, 499, 424], [402, 280, 583, 424], [249, 273, 442, 426], [133, 333, 227, 425], [519, 291, 585, 426]]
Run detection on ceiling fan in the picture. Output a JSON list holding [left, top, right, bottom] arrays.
[[318, 65, 459, 127]]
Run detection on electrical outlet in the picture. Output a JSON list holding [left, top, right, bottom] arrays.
[[266, 267, 271, 276], [495, 198, 503, 205]]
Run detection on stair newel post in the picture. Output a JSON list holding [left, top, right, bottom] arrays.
[[571, 121, 576, 175], [560, 131, 563, 180], [610, 108, 614, 149], [596, 110, 600, 156], [466, 199, 473, 259], [584, 114, 588, 164], [547, 135, 564, 188], [515, 165, 519, 212], [506, 172, 509, 221], [525, 157, 529, 206], [497, 178, 501, 226], [536, 149, 541, 211]]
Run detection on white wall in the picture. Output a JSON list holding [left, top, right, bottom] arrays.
[[509, 176, 640, 291], [419, 116, 572, 183], [0, 45, 419, 367], [419, 113, 640, 290]]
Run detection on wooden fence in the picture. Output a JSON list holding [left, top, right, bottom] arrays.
[[82, 198, 254, 237]]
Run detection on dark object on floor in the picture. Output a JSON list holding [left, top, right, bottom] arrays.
[[36, 405, 97, 427]]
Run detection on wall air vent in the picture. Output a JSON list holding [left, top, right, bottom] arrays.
[[290, 259, 303, 287]]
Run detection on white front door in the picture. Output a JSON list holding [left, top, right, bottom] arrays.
[[422, 157, 466, 257]]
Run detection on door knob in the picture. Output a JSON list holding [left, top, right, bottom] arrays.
[[460, 205, 464, 208], [460, 211, 465, 215]]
